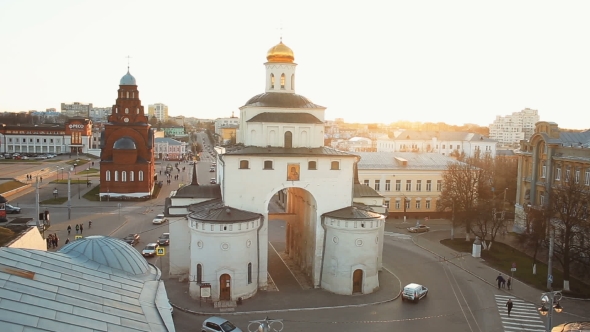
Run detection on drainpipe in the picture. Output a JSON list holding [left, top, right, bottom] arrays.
[[319, 215, 328, 287], [257, 215, 264, 289]]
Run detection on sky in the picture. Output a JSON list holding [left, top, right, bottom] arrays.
[[1, 0, 589, 130]]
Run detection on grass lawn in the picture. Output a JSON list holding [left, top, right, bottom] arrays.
[[0, 180, 28, 194], [441, 238, 590, 298], [66, 159, 89, 167], [83, 185, 101, 201], [40, 197, 69, 205], [77, 168, 99, 175], [50, 179, 89, 184]]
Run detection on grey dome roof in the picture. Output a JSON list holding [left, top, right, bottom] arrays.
[[59, 235, 151, 276], [120, 69, 137, 85], [113, 136, 137, 149], [244, 92, 324, 109]]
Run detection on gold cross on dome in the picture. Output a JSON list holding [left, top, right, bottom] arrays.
[[126, 55, 132, 67]]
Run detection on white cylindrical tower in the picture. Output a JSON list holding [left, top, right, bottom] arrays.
[[321, 208, 385, 295], [187, 207, 262, 302], [265, 40, 297, 93]]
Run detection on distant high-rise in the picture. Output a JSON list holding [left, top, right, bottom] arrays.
[[148, 103, 168, 122], [61, 102, 93, 118], [489, 108, 540, 146]]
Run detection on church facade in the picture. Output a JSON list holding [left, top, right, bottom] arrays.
[[99, 70, 155, 198], [168, 41, 385, 302]]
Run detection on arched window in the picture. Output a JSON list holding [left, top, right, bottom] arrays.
[[284, 131, 292, 148], [126, 91, 129, 98], [130, 171, 134, 181], [247, 263, 252, 284], [291, 74, 294, 90], [331, 161, 340, 170], [132, 92, 134, 98], [280, 73, 285, 89], [139, 171, 144, 181], [270, 74, 275, 89], [136, 108, 139, 114], [122, 171, 127, 182], [197, 264, 202, 284], [125, 108, 129, 114], [115, 107, 118, 114], [106, 170, 111, 181], [239, 160, 249, 169], [114, 171, 119, 181]]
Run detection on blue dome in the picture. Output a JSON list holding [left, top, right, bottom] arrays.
[[120, 69, 137, 85], [113, 137, 137, 149]]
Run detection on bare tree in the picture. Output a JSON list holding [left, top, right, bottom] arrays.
[[549, 174, 590, 290], [471, 199, 506, 250], [517, 204, 550, 273]]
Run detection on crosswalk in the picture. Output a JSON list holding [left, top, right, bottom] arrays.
[[495, 294, 546, 331], [384, 231, 412, 240]]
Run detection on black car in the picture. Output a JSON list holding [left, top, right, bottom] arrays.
[[158, 233, 170, 246], [5, 204, 21, 214], [123, 233, 140, 246]]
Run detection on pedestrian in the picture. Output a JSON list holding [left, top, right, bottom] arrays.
[[40, 176, 43, 183], [65, 238, 70, 245], [506, 299, 513, 316], [53, 234, 59, 248], [496, 273, 505, 289], [88, 220, 92, 228], [67, 225, 71, 235], [46, 236, 51, 249], [507, 277, 512, 290], [75, 224, 79, 234], [80, 223, 83, 234]]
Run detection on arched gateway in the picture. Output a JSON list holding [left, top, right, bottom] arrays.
[[166, 40, 386, 303]]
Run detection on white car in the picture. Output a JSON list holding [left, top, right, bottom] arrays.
[[202, 316, 242, 332], [407, 225, 430, 233], [402, 283, 428, 302], [142, 243, 159, 257], [152, 213, 168, 224]]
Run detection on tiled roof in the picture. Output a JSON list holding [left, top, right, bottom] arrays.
[[323, 206, 383, 220], [175, 184, 221, 198], [223, 146, 356, 157], [247, 112, 323, 124], [356, 152, 461, 170], [391, 130, 497, 142], [557, 130, 590, 147], [243, 92, 324, 109], [0, 236, 175, 332], [353, 183, 382, 198], [188, 199, 262, 222]]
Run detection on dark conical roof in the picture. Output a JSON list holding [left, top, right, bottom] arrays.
[[191, 162, 198, 185]]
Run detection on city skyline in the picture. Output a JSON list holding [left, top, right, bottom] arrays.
[[1, 0, 589, 130]]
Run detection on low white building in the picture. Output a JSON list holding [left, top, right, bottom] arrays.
[[376, 130, 498, 158], [155, 137, 186, 160]]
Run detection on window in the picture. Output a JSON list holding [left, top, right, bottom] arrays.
[[125, 108, 129, 114], [575, 170, 580, 183], [264, 160, 273, 170], [280, 73, 285, 89], [566, 168, 571, 182], [426, 180, 432, 191], [330, 161, 340, 170], [50, 139, 53, 143], [139, 171, 144, 181], [363, 180, 369, 186], [406, 180, 411, 191], [542, 165, 547, 178], [240, 160, 249, 169], [442, 144, 446, 149], [416, 180, 422, 192], [426, 200, 431, 209], [395, 180, 401, 191], [385, 180, 391, 191], [43, 139, 46, 143], [284, 131, 292, 148], [308, 161, 317, 170], [270, 74, 275, 88], [405, 200, 410, 210], [374, 180, 380, 191], [196, 264, 202, 284], [130, 171, 134, 181], [248, 263, 252, 284], [585, 170, 590, 186], [540, 191, 545, 205], [384, 201, 390, 209], [291, 74, 294, 89], [106, 170, 111, 181], [122, 171, 127, 182], [416, 201, 421, 209], [395, 201, 400, 209], [556, 168, 561, 181], [114, 171, 119, 181]]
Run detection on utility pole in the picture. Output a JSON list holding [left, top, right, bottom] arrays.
[[67, 169, 71, 220], [547, 227, 554, 290], [35, 177, 41, 237]]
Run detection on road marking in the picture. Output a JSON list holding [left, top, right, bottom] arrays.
[[495, 294, 546, 331], [384, 232, 412, 240]]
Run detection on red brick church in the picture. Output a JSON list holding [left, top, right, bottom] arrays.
[[99, 69, 155, 199]]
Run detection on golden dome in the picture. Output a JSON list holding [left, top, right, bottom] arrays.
[[266, 41, 294, 63]]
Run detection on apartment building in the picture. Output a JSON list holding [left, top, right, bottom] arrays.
[[489, 108, 540, 147], [357, 152, 462, 219], [147, 103, 169, 122], [514, 121, 590, 231], [61, 102, 92, 118]]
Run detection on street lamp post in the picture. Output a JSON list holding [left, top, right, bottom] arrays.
[[77, 178, 80, 199], [67, 167, 73, 220], [538, 290, 563, 332], [60, 168, 64, 181]]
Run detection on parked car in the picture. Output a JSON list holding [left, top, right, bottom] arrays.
[[123, 233, 140, 246], [210, 178, 217, 184], [202, 316, 242, 332], [209, 167, 215, 172], [142, 243, 159, 257], [158, 233, 170, 246], [152, 213, 168, 224], [5, 204, 21, 214], [407, 225, 430, 233], [402, 283, 428, 302]]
